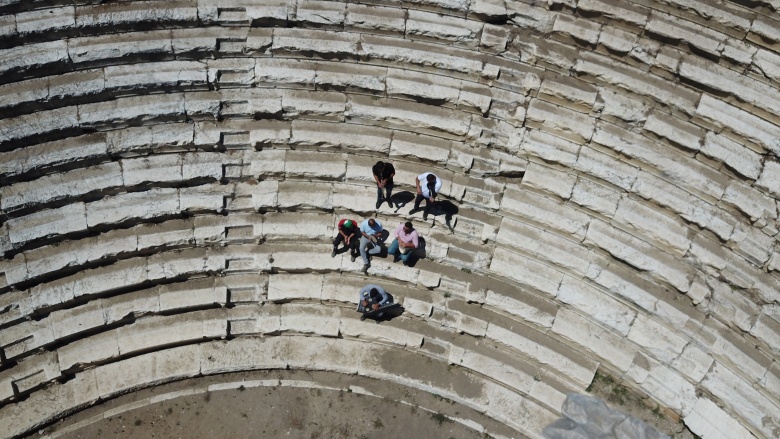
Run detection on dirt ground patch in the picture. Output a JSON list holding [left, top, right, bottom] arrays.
[[38, 370, 520, 439]]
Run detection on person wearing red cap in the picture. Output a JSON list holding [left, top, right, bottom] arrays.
[[332, 219, 360, 261]]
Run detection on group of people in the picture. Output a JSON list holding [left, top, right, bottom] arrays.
[[332, 161, 438, 274], [340, 161, 445, 323], [373, 160, 443, 222], [332, 216, 420, 273]]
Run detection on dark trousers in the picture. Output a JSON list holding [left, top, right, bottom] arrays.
[[376, 182, 393, 202], [413, 193, 434, 213], [333, 231, 359, 256]]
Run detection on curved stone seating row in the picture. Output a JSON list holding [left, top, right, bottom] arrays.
[[0, 90, 775, 269], [39, 376, 524, 439], [1, 165, 773, 374], [1, 72, 775, 221], [0, 33, 776, 246], [1, 204, 772, 436], [0, 335, 561, 439], [0, 267, 770, 439], [0, 138, 771, 358], [0, 270, 599, 414], [0, 2, 778, 437], [1, 218, 766, 438], [0, 57, 496, 120]]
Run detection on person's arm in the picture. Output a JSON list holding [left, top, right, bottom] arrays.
[[415, 175, 422, 194], [374, 172, 383, 188], [359, 286, 369, 306], [410, 231, 419, 248], [377, 287, 390, 305]]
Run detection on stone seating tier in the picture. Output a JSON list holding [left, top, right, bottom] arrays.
[[0, 335, 567, 439], [1, 1, 780, 438]]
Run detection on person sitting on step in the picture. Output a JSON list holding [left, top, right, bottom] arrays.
[[332, 218, 360, 262], [387, 221, 419, 266], [358, 217, 384, 273], [358, 284, 392, 321]]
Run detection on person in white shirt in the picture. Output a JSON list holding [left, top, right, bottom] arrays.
[[411, 172, 442, 220]]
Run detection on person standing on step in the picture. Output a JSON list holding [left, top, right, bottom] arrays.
[[372, 161, 395, 209], [358, 284, 392, 321], [332, 218, 360, 262], [359, 217, 384, 273], [387, 221, 419, 265], [411, 172, 442, 221]]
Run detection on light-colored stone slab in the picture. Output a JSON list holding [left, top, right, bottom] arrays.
[[627, 314, 687, 363], [684, 397, 755, 439], [500, 187, 590, 240]]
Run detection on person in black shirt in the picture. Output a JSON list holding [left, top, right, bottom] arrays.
[[372, 161, 395, 209]]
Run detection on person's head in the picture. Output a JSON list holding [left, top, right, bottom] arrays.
[[403, 222, 414, 233], [370, 288, 379, 296], [343, 220, 353, 229], [426, 174, 437, 196], [375, 161, 384, 169], [368, 218, 376, 227]]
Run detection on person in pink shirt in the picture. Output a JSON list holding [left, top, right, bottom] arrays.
[[387, 221, 419, 265]]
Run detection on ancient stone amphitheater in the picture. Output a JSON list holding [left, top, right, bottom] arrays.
[[0, 0, 778, 438]]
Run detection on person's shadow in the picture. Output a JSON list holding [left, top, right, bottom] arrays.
[[402, 237, 426, 268], [426, 200, 459, 230], [376, 293, 405, 323], [389, 191, 415, 213]]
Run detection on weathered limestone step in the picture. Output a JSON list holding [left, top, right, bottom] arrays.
[[521, 161, 577, 200], [496, 216, 592, 275], [551, 13, 601, 47], [0, 133, 108, 180], [557, 275, 637, 336], [1, 162, 121, 212], [0, 40, 69, 79], [484, 312, 599, 388], [290, 119, 391, 153], [679, 54, 780, 122], [345, 3, 407, 34], [695, 93, 780, 157], [358, 34, 484, 77], [593, 121, 728, 202], [405, 9, 482, 47], [575, 144, 639, 192], [447, 140, 527, 177], [551, 308, 637, 374], [525, 98, 595, 144], [283, 149, 346, 179], [0, 106, 79, 148], [683, 397, 756, 439], [585, 258, 694, 330], [107, 123, 194, 156], [584, 219, 694, 293], [701, 362, 780, 438], [573, 51, 699, 115], [500, 186, 591, 240], [624, 353, 698, 417], [645, 11, 728, 57], [631, 171, 736, 242], [0, 351, 59, 402], [346, 94, 472, 138], [570, 175, 621, 217], [612, 196, 692, 257], [721, 179, 778, 225], [59, 309, 228, 371]]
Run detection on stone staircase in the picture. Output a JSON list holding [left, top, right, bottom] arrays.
[[0, 0, 779, 438]]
